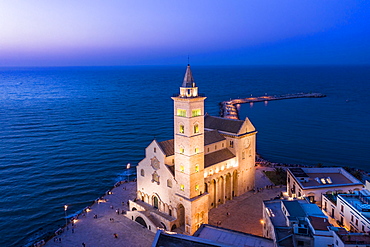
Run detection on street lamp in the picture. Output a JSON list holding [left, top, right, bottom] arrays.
[[64, 205, 68, 228], [126, 163, 131, 182]]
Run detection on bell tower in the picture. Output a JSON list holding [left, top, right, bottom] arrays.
[[171, 64, 209, 234]]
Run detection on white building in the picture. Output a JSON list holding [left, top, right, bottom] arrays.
[[263, 199, 333, 247], [127, 65, 257, 235], [287, 167, 363, 205], [322, 188, 370, 233]]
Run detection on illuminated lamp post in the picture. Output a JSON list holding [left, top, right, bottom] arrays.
[[64, 205, 68, 228], [126, 163, 131, 182]]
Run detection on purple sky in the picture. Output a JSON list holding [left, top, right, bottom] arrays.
[[1, 0, 370, 66]]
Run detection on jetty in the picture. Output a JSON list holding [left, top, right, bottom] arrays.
[[220, 93, 326, 119]]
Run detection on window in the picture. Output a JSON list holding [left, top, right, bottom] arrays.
[[180, 165, 185, 173], [195, 164, 199, 172], [154, 147, 156, 153], [179, 124, 184, 134], [195, 148, 199, 154], [167, 179, 172, 188], [152, 172, 160, 184], [362, 225, 365, 232], [193, 124, 199, 133], [141, 169, 145, 177], [177, 109, 186, 117], [195, 184, 199, 191], [351, 215, 354, 222], [230, 141, 234, 148], [180, 184, 185, 191], [341, 205, 344, 212], [192, 109, 201, 117], [180, 147, 184, 154], [242, 151, 245, 159], [356, 219, 358, 226], [207, 148, 209, 152]]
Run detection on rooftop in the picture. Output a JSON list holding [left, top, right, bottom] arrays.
[[333, 228, 370, 245], [193, 224, 274, 247], [339, 191, 370, 220], [205, 115, 244, 135], [289, 167, 363, 189], [205, 149, 235, 168], [308, 216, 331, 231]]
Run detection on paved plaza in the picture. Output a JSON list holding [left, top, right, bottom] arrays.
[[44, 166, 285, 247]]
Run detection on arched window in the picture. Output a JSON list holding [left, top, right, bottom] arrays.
[[180, 165, 185, 173], [195, 164, 199, 172], [195, 148, 199, 154], [179, 147, 184, 154], [167, 179, 172, 188], [193, 124, 199, 134], [179, 124, 184, 134], [141, 169, 145, 177], [180, 184, 185, 191], [195, 184, 199, 191]]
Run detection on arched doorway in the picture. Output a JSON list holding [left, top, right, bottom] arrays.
[[177, 204, 185, 226], [135, 216, 147, 228], [153, 196, 159, 209]]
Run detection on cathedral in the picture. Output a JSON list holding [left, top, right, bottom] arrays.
[[127, 65, 257, 235]]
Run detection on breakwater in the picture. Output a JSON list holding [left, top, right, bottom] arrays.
[[220, 93, 326, 119]]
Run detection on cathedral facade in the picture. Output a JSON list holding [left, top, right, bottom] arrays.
[[127, 65, 257, 235]]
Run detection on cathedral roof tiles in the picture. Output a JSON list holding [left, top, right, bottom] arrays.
[[204, 130, 225, 145], [204, 115, 244, 134], [205, 148, 235, 168], [158, 139, 174, 157]]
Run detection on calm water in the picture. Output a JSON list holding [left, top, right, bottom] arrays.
[[0, 66, 369, 246]]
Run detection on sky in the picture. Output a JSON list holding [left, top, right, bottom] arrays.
[[0, 0, 370, 66]]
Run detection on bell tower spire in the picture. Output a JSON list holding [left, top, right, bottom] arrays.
[[179, 64, 198, 97]]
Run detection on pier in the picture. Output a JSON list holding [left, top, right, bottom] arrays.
[[220, 93, 326, 119]]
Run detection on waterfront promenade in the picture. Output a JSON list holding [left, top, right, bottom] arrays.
[[43, 166, 283, 247], [44, 182, 155, 247]]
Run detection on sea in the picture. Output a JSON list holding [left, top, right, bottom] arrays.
[[0, 65, 369, 246]]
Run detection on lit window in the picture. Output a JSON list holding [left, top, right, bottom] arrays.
[[180, 184, 185, 191], [180, 165, 185, 173], [195, 184, 199, 191], [195, 148, 199, 154], [193, 124, 199, 133], [195, 164, 199, 172], [180, 147, 184, 154], [192, 109, 201, 117], [230, 141, 234, 148], [177, 109, 186, 117], [179, 125, 184, 134]]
